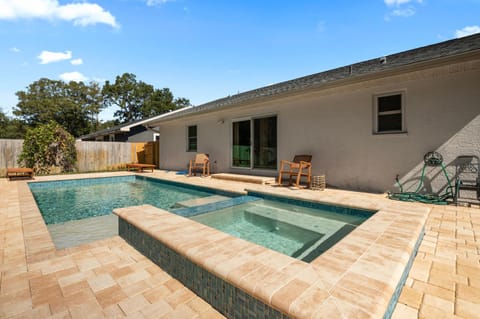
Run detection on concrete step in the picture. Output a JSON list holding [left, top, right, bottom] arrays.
[[175, 195, 231, 208], [211, 173, 275, 185]]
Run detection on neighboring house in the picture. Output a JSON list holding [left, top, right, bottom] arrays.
[[80, 109, 193, 142], [144, 34, 480, 193], [79, 119, 158, 142]]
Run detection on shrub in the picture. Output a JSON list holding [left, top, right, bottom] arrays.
[[19, 121, 77, 174]]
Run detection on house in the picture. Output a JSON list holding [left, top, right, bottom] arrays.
[[80, 108, 194, 142], [79, 119, 158, 142], [144, 34, 480, 194]]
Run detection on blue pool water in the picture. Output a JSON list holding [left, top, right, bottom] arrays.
[[29, 175, 375, 260], [29, 176, 220, 224], [191, 197, 374, 262]]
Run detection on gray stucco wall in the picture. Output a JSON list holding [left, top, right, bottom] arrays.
[[157, 59, 480, 193]]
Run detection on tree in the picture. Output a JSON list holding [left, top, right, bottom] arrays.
[[102, 73, 191, 123], [14, 78, 105, 137], [0, 109, 26, 139], [142, 88, 189, 118], [18, 121, 77, 175], [98, 119, 120, 131], [84, 82, 104, 131], [102, 73, 154, 123]]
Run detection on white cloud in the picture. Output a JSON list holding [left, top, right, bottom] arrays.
[[10, 47, 20, 53], [384, 0, 422, 6], [38, 50, 72, 64], [384, 0, 422, 19], [455, 25, 480, 38], [70, 58, 83, 65], [59, 71, 88, 82], [0, 0, 118, 28], [391, 7, 416, 17], [146, 0, 173, 6]]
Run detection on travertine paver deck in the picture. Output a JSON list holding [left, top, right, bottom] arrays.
[[0, 170, 479, 318], [0, 173, 223, 319], [392, 205, 480, 319]]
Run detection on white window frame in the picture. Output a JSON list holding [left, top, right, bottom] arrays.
[[373, 91, 406, 134], [186, 125, 197, 152]]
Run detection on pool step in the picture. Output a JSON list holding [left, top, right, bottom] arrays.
[[244, 205, 355, 260], [175, 195, 231, 208], [244, 205, 346, 234]]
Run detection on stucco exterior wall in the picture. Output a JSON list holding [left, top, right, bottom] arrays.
[[157, 59, 480, 193]]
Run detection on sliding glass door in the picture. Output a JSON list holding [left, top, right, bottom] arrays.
[[232, 120, 251, 167], [232, 116, 277, 169]]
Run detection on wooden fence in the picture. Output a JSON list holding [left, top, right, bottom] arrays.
[[0, 139, 159, 177], [0, 139, 24, 177]]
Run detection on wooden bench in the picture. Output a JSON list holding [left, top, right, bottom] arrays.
[[7, 168, 34, 180], [126, 163, 156, 173]]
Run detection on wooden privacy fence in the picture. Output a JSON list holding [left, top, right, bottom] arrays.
[[0, 139, 24, 177], [0, 139, 159, 177], [134, 141, 159, 166]]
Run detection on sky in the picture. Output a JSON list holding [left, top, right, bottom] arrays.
[[1, 0, 479, 121]]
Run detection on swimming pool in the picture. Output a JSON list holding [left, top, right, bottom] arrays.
[[29, 175, 233, 248], [29, 175, 374, 257], [29, 175, 222, 224], [191, 196, 373, 262]]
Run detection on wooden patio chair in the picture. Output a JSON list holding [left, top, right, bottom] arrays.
[[188, 153, 210, 176], [277, 155, 312, 188]]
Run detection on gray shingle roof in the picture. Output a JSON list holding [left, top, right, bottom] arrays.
[[79, 119, 142, 140], [147, 33, 480, 125]]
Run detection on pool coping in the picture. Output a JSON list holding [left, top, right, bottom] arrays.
[[112, 173, 431, 318], [17, 171, 431, 318]]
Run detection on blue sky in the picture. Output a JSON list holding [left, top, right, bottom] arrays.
[[1, 0, 479, 121]]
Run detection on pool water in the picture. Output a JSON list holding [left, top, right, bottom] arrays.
[[29, 176, 216, 224], [191, 199, 373, 262], [29, 175, 374, 259]]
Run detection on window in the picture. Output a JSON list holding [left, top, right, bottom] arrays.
[[187, 125, 197, 151], [232, 116, 277, 169], [374, 92, 405, 134]]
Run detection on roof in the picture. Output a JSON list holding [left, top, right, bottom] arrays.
[[79, 106, 193, 140], [146, 33, 480, 125]]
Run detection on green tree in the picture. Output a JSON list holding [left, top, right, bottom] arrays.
[[14, 78, 105, 137], [102, 73, 154, 123], [85, 82, 104, 131], [0, 109, 26, 139], [18, 121, 77, 175], [98, 119, 120, 131], [142, 88, 190, 118], [102, 73, 191, 123]]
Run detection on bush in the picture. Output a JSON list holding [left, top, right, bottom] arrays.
[[19, 121, 77, 174]]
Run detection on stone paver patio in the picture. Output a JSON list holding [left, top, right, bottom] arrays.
[[393, 205, 480, 319], [0, 171, 479, 318]]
